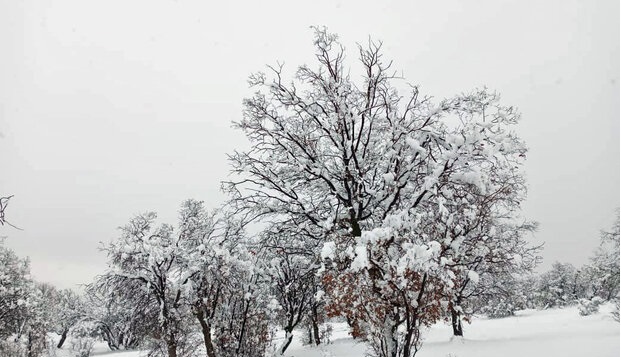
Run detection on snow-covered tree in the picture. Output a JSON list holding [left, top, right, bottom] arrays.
[[0, 241, 32, 342], [262, 239, 317, 355], [301, 275, 326, 347], [175, 199, 270, 357], [173, 200, 223, 357], [50, 288, 84, 348], [472, 273, 537, 318], [84, 281, 156, 351], [98, 200, 272, 357], [590, 214, 620, 301], [210, 260, 271, 357], [21, 283, 55, 357], [226, 27, 531, 357], [101, 211, 190, 357], [243, 211, 327, 354], [535, 262, 580, 308], [443, 220, 540, 335], [0, 242, 52, 357]]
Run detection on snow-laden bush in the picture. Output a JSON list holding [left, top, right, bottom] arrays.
[[577, 297, 604, 316], [482, 300, 516, 319], [320, 324, 333, 344], [70, 337, 95, 357], [534, 262, 580, 309], [70, 321, 97, 357]]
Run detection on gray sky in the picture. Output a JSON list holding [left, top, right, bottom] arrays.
[[0, 0, 618, 289]]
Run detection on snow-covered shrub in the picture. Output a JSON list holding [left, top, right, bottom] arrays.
[[534, 262, 580, 308], [578, 297, 604, 316], [69, 320, 98, 357], [470, 273, 537, 321], [482, 300, 516, 319], [589, 216, 620, 301], [70, 337, 95, 357], [319, 324, 333, 345]]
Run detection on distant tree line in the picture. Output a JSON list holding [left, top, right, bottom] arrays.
[[473, 216, 619, 319]]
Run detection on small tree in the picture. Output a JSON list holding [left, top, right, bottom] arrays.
[[0, 242, 32, 342], [83, 281, 156, 351], [211, 263, 271, 357], [68, 321, 97, 357], [472, 273, 536, 318], [0, 242, 47, 357], [51, 288, 84, 348], [535, 262, 579, 308], [444, 221, 540, 335], [101, 212, 189, 357], [176, 200, 269, 357], [264, 243, 316, 355], [98, 200, 272, 357], [590, 214, 620, 301]]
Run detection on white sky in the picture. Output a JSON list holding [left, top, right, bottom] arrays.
[[0, 0, 618, 289]]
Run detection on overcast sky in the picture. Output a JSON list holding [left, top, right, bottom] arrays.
[[0, 0, 618, 289]]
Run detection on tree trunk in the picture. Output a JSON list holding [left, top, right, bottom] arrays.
[[311, 304, 321, 345], [388, 321, 398, 357], [402, 321, 416, 357], [196, 310, 217, 357], [27, 331, 34, 357], [451, 308, 463, 337], [166, 336, 177, 357], [57, 328, 68, 348], [100, 325, 119, 350], [275, 330, 293, 356], [235, 299, 251, 355], [312, 319, 321, 345], [346, 316, 357, 339]]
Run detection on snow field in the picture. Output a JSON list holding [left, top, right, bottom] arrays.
[[284, 304, 619, 357], [75, 303, 619, 357]]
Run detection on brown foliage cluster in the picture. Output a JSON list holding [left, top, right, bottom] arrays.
[[322, 265, 447, 344]]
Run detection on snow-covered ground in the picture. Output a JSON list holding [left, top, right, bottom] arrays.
[[286, 304, 619, 357], [79, 304, 618, 357]]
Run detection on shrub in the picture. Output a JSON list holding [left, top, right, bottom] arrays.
[[578, 297, 604, 316]]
